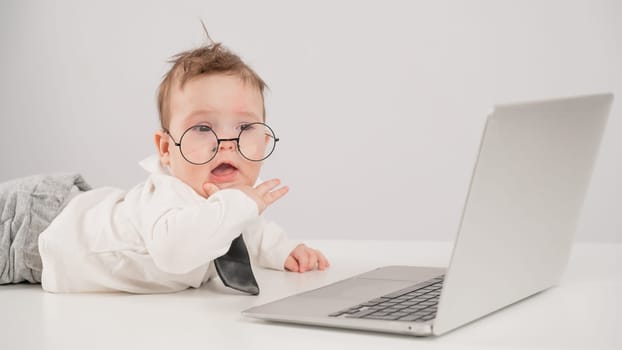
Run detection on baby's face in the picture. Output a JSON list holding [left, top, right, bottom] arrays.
[[155, 73, 264, 197]]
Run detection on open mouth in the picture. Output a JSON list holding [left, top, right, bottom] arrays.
[[211, 162, 238, 177]]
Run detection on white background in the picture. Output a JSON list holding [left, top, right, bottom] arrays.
[[1, 0, 620, 242]]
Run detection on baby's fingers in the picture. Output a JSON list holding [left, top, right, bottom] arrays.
[[284, 256, 299, 272], [293, 248, 310, 273], [316, 250, 330, 270], [202, 182, 220, 198], [255, 179, 282, 196], [306, 250, 319, 271], [264, 186, 289, 206]]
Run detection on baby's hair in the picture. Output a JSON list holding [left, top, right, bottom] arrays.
[[157, 21, 268, 129]]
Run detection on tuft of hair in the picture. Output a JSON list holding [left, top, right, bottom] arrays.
[[157, 26, 267, 129]]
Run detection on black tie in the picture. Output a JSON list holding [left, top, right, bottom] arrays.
[[213, 234, 260, 295]]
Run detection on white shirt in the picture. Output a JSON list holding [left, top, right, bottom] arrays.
[[38, 155, 300, 293]]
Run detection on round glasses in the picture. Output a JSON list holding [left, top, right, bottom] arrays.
[[164, 122, 279, 165]]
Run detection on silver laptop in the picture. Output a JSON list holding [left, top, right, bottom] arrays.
[[242, 93, 614, 336]]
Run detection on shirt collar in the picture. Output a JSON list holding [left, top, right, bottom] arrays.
[[139, 154, 173, 175]]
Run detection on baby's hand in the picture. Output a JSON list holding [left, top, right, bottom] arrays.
[[203, 179, 289, 215], [285, 244, 330, 273]]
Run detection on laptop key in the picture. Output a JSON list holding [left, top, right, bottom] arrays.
[[391, 312, 410, 317], [361, 298, 385, 306], [372, 311, 390, 316], [345, 308, 377, 318], [385, 308, 404, 314], [377, 302, 398, 307], [368, 305, 385, 310], [345, 309, 362, 314]]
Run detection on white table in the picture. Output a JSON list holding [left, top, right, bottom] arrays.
[[1, 240, 620, 350]]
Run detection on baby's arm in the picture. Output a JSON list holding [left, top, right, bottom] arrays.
[[143, 188, 258, 274], [140, 178, 288, 275]]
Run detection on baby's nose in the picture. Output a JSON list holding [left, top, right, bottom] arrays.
[[219, 139, 236, 151]]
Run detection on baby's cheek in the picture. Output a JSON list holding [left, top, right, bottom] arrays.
[[243, 163, 262, 186], [179, 170, 211, 197]]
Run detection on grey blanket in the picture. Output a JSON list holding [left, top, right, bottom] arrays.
[[0, 173, 91, 284]]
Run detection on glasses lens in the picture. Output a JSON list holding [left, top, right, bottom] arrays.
[[180, 125, 218, 164], [238, 123, 277, 161]]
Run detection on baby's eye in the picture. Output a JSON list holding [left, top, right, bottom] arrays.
[[239, 123, 255, 132], [191, 125, 213, 133]]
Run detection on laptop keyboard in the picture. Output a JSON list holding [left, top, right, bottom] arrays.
[[328, 275, 445, 322]]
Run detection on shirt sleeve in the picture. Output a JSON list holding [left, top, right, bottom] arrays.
[[139, 180, 259, 274], [242, 217, 302, 271]]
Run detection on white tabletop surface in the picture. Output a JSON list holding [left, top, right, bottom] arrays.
[[1, 240, 620, 350]]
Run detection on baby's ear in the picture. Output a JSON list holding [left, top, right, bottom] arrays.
[[154, 130, 171, 166]]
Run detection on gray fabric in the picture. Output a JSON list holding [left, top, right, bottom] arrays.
[[0, 173, 91, 284]]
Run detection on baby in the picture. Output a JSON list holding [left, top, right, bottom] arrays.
[[0, 39, 329, 293]]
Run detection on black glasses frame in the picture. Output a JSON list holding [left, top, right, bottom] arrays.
[[163, 122, 280, 165]]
